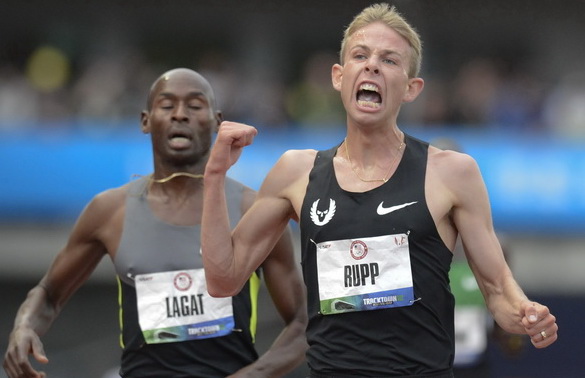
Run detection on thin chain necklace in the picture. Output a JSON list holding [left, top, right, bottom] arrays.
[[150, 172, 203, 183], [344, 131, 405, 183], [146, 172, 203, 193]]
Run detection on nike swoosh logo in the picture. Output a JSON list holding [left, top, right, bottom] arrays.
[[377, 201, 418, 215]]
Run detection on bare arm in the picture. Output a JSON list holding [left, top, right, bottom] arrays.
[[202, 121, 299, 297], [3, 189, 123, 377], [202, 121, 259, 296], [206, 146, 308, 376], [446, 152, 558, 348], [229, 225, 308, 378]]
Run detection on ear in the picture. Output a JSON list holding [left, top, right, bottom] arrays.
[[331, 63, 343, 92], [140, 110, 150, 134], [214, 110, 223, 133], [403, 77, 424, 103]]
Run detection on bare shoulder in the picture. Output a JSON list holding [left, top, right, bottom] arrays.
[[427, 145, 487, 211], [278, 149, 319, 171], [264, 149, 317, 189], [65, 183, 130, 255], [427, 145, 481, 179], [259, 149, 318, 218], [91, 185, 128, 211], [80, 184, 129, 225]]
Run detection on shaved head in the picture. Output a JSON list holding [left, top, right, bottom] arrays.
[[146, 68, 217, 111]]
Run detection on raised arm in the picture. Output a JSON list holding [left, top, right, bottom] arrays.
[[447, 152, 558, 348], [202, 121, 297, 297], [3, 189, 122, 378]]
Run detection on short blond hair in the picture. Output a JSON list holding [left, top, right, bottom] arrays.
[[339, 3, 422, 78]]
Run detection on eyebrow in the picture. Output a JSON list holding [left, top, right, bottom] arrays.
[[350, 44, 403, 57]]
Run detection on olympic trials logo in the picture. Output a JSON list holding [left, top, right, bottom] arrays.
[[173, 272, 193, 291], [349, 240, 368, 260]]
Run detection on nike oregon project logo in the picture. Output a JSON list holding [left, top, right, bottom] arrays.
[[310, 198, 336, 226], [377, 201, 418, 215]]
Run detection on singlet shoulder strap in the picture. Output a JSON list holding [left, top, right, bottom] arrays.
[[126, 175, 150, 199], [311, 143, 341, 175]]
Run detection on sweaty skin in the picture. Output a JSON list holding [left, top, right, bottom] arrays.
[[4, 68, 308, 378], [201, 20, 557, 352]]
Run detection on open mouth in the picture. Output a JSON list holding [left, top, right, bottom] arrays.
[[168, 130, 192, 149], [356, 83, 382, 108]]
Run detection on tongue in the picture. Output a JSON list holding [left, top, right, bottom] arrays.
[[169, 136, 191, 149], [358, 90, 381, 103]]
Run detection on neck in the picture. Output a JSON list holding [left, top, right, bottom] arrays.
[[151, 171, 204, 183], [147, 171, 204, 198], [343, 129, 405, 184]]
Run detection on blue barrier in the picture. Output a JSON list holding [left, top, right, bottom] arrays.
[[1, 126, 584, 233]]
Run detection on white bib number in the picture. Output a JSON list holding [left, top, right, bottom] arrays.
[[316, 233, 415, 315], [135, 269, 234, 344]]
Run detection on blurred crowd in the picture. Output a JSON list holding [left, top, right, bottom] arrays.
[[1, 42, 584, 139]]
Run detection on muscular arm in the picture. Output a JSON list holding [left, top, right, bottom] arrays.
[[3, 189, 123, 377], [202, 122, 301, 297], [444, 152, 558, 348], [211, 152, 308, 377], [202, 121, 259, 296], [230, 206, 308, 377]]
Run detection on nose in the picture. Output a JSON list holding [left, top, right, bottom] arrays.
[[365, 65, 380, 75], [365, 58, 380, 75], [172, 102, 189, 122]]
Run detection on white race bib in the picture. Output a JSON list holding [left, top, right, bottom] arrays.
[[316, 233, 415, 315], [135, 269, 234, 344]]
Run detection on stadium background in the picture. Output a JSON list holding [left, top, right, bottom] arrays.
[[1, 1, 584, 377]]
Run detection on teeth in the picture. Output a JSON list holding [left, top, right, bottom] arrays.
[[357, 100, 381, 108], [359, 83, 379, 92]]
